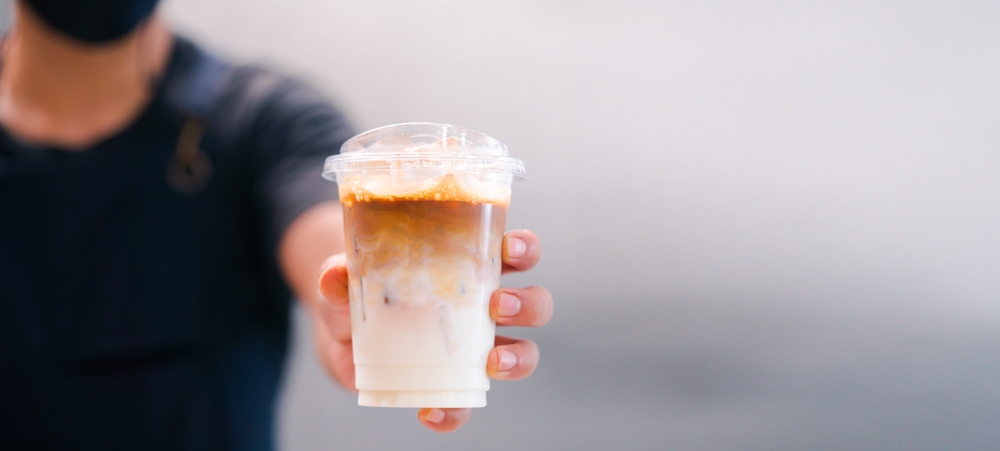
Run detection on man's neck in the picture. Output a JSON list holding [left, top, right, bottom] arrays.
[[0, 4, 173, 150]]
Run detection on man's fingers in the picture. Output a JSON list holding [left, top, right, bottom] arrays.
[[315, 253, 356, 389], [316, 253, 352, 343], [487, 336, 539, 380], [417, 408, 471, 433], [314, 294, 352, 343], [491, 286, 553, 327], [318, 253, 349, 304], [313, 253, 351, 343], [501, 229, 541, 274], [312, 317, 356, 391]]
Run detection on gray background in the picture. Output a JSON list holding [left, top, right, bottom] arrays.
[[0, 0, 8, 33], [6, 0, 1000, 449], [164, 1, 1000, 450]]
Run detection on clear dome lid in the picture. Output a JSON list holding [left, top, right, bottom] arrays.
[[323, 123, 526, 180]]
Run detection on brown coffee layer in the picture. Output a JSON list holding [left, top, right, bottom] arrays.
[[343, 193, 507, 306]]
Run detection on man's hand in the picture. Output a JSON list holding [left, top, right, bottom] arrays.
[[279, 204, 551, 432], [315, 229, 552, 433]]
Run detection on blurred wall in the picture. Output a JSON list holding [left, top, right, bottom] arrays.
[[159, 1, 1000, 450], [161, 0, 1000, 318], [0, 0, 10, 33]]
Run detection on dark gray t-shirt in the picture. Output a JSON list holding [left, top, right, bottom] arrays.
[[0, 37, 352, 451]]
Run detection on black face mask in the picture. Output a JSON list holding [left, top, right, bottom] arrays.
[[21, 0, 160, 44]]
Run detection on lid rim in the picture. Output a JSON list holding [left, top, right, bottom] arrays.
[[322, 154, 526, 179], [326, 152, 523, 161]]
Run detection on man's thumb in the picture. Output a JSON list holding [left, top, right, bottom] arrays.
[[318, 253, 349, 303]]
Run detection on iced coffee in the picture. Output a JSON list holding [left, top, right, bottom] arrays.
[[323, 123, 525, 408]]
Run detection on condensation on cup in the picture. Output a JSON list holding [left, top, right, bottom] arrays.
[[322, 123, 526, 408]]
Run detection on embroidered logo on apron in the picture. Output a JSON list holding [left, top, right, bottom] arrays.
[[166, 118, 212, 194]]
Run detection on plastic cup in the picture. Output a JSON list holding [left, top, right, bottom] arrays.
[[322, 123, 526, 408]]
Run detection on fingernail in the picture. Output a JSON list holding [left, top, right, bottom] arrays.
[[506, 236, 527, 258], [497, 349, 517, 372], [498, 292, 521, 318], [425, 408, 445, 424]]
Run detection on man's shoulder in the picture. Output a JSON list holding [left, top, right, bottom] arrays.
[[166, 36, 352, 153], [217, 64, 346, 133], [166, 36, 347, 126]]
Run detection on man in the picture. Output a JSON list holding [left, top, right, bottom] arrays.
[[0, 0, 552, 449]]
